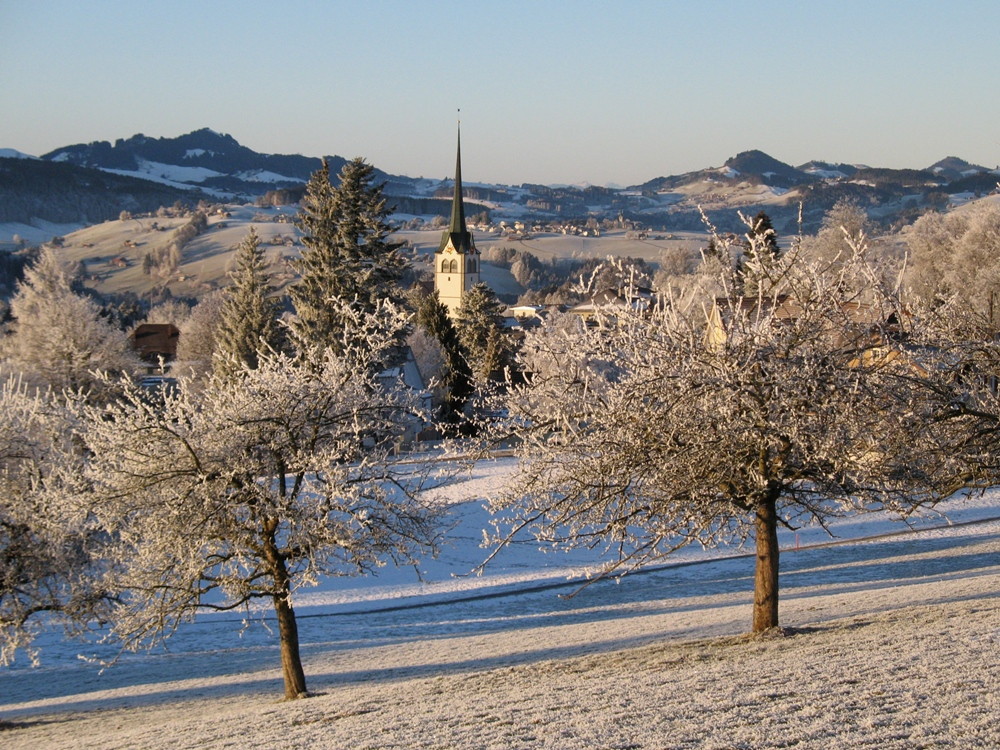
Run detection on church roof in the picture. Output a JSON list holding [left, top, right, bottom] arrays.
[[438, 125, 476, 254]]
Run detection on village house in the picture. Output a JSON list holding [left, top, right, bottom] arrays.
[[130, 323, 180, 374]]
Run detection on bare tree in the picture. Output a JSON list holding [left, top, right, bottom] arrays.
[[173, 290, 226, 385], [79, 302, 438, 699], [488, 232, 968, 633], [0, 379, 106, 665]]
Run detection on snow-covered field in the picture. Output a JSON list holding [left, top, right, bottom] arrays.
[[2, 458, 999, 748]]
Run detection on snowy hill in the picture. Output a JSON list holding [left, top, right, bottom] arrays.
[[3, 127, 998, 240], [0, 148, 36, 160], [43, 128, 350, 197]]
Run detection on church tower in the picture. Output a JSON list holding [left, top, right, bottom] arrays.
[[435, 125, 480, 317]]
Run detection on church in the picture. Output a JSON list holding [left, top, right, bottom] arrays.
[[434, 127, 482, 317]]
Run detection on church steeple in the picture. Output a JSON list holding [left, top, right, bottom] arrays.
[[438, 123, 476, 254], [434, 120, 481, 318]]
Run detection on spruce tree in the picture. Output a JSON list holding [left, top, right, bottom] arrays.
[[740, 210, 781, 295], [703, 237, 720, 260], [745, 211, 780, 262], [455, 282, 511, 384], [414, 289, 473, 418], [5, 247, 137, 394], [212, 228, 282, 380], [289, 157, 407, 355]]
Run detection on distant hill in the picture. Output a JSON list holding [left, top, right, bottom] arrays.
[[0, 157, 195, 225], [925, 156, 992, 182], [797, 160, 859, 180], [2, 127, 999, 238], [722, 150, 816, 189], [43, 128, 351, 196]]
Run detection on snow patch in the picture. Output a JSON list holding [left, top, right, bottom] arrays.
[[804, 167, 847, 179], [234, 169, 301, 184], [0, 220, 86, 244], [0, 148, 37, 159]]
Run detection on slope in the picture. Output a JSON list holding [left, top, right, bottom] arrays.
[[0, 456, 998, 749]]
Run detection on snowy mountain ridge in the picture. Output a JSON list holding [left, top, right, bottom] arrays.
[[3, 128, 999, 236]]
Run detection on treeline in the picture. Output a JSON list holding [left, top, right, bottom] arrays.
[[0, 157, 195, 224], [142, 211, 208, 277], [481, 245, 654, 305]]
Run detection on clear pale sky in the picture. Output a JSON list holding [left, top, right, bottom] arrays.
[[2, 0, 997, 186]]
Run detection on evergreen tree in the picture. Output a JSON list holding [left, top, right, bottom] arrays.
[[745, 211, 780, 262], [414, 289, 473, 418], [212, 228, 282, 380], [289, 158, 407, 355], [739, 210, 781, 295], [703, 237, 720, 260], [3, 248, 137, 394], [455, 282, 511, 384]]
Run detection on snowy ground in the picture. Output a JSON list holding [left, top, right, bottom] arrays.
[[2, 458, 999, 748]]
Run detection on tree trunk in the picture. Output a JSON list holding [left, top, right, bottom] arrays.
[[273, 587, 308, 699], [752, 495, 780, 632], [264, 529, 308, 699]]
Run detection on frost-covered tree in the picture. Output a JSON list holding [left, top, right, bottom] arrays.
[[142, 298, 193, 329], [745, 211, 780, 261], [800, 199, 877, 268], [2, 248, 138, 394], [80, 302, 438, 699], [905, 204, 1000, 327], [212, 228, 283, 379], [737, 211, 783, 295], [289, 158, 407, 354], [173, 290, 225, 384], [488, 240, 966, 633], [0, 379, 106, 665], [455, 282, 511, 384]]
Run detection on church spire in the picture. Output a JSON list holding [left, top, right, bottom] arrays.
[[439, 120, 475, 254], [449, 123, 467, 236]]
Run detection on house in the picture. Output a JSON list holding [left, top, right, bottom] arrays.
[[130, 323, 180, 373], [567, 286, 657, 325], [377, 348, 434, 448], [703, 294, 920, 372]]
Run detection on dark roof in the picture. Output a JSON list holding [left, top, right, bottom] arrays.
[[438, 124, 477, 255]]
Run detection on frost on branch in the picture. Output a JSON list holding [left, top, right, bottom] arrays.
[[491, 226, 971, 633], [2, 248, 138, 396], [80, 301, 438, 698], [0, 379, 107, 666]]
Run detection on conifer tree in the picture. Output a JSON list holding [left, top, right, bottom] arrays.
[[745, 211, 780, 262], [703, 237, 720, 260], [212, 228, 282, 380], [739, 210, 781, 294], [289, 158, 407, 355], [3, 248, 136, 394], [455, 282, 511, 384], [414, 289, 473, 418]]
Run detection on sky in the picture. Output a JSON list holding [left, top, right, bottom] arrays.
[[2, 0, 998, 186]]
